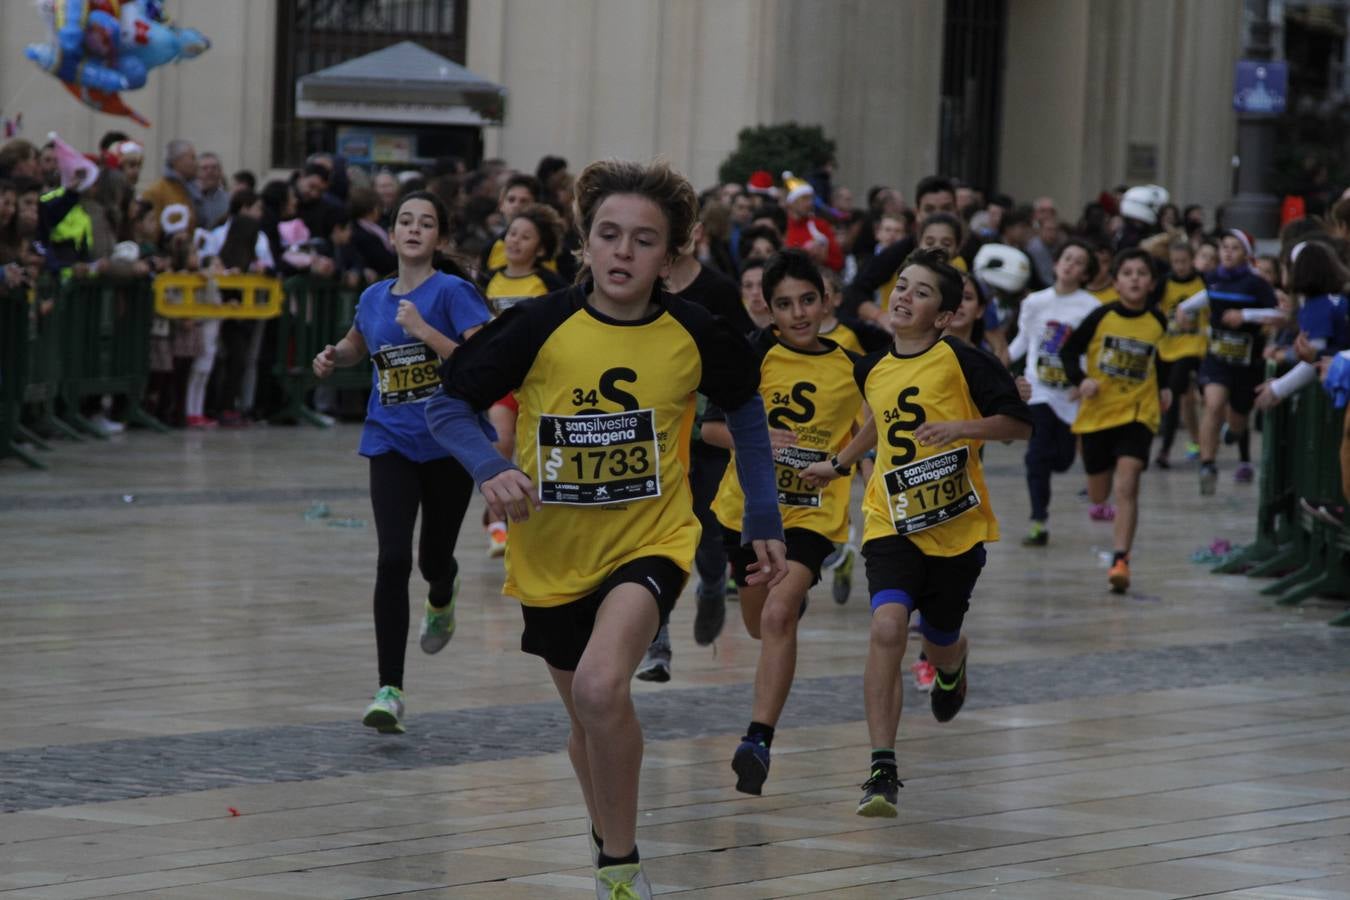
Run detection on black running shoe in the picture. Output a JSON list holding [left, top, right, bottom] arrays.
[[856, 766, 901, 817], [731, 738, 770, 795], [930, 655, 967, 723], [693, 589, 726, 646]]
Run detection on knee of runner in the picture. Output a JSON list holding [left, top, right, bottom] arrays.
[[571, 668, 629, 723], [375, 552, 414, 576], [759, 595, 799, 639], [919, 618, 961, 647], [868, 591, 913, 647]]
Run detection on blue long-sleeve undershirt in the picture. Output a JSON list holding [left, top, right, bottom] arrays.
[[424, 392, 784, 543]]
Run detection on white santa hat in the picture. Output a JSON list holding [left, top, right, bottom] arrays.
[[1226, 228, 1255, 259], [48, 132, 99, 192]]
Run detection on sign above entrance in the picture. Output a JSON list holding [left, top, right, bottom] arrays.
[[1233, 60, 1287, 115]]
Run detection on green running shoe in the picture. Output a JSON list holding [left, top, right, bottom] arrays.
[[362, 685, 406, 734], [856, 766, 901, 817], [595, 862, 652, 899], [419, 578, 459, 654]]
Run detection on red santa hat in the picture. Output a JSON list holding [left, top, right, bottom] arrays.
[[48, 132, 99, 192], [102, 140, 143, 171], [746, 170, 775, 196]]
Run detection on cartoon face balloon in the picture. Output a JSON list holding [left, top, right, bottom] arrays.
[[25, 1, 210, 126]]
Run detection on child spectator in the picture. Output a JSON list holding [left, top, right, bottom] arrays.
[[204, 190, 275, 425], [348, 187, 398, 280], [1256, 240, 1350, 409]]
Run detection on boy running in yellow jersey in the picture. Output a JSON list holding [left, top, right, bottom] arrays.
[[1060, 248, 1172, 593], [803, 248, 1032, 818], [701, 250, 862, 795], [428, 160, 787, 899], [1154, 241, 1206, 467], [818, 265, 888, 602]]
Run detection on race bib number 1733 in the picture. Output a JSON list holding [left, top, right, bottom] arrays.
[[536, 409, 661, 505]]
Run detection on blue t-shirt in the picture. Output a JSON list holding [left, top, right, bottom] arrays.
[[1298, 293, 1349, 356], [354, 272, 492, 462]]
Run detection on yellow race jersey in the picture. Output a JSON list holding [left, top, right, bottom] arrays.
[[1061, 302, 1167, 433], [858, 337, 1031, 555], [443, 285, 760, 606], [1157, 274, 1208, 361], [1090, 284, 1121, 305], [484, 268, 566, 313], [821, 320, 864, 354], [712, 334, 861, 542]]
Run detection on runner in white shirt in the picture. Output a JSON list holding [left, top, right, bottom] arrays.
[[1006, 240, 1103, 545]]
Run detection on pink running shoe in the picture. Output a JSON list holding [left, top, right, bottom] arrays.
[[911, 658, 937, 693], [1088, 503, 1116, 522]]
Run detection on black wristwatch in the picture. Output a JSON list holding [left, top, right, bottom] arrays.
[[830, 454, 851, 477]]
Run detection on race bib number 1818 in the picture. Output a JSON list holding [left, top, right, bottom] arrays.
[[536, 409, 661, 505]]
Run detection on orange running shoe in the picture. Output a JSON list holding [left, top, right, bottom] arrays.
[[1108, 556, 1130, 593]]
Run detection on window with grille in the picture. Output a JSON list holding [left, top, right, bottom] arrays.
[[938, 0, 1007, 195], [272, 0, 468, 167]]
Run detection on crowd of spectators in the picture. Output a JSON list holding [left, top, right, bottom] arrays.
[[2, 130, 1348, 497]]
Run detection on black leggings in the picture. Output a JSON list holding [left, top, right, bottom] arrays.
[[689, 447, 730, 598], [1024, 403, 1077, 522], [369, 451, 475, 689], [1159, 356, 1201, 455]]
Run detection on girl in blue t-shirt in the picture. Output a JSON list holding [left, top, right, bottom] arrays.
[[1288, 240, 1349, 358], [312, 190, 492, 734]]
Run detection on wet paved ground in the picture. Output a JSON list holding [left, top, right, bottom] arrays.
[[2, 423, 1347, 898]]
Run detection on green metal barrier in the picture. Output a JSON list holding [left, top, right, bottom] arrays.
[[272, 276, 369, 427], [0, 286, 44, 468], [1233, 379, 1349, 622], [56, 277, 167, 438], [1262, 383, 1350, 609], [1213, 388, 1296, 574], [21, 276, 83, 443]]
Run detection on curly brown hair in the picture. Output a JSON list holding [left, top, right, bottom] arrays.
[[573, 159, 698, 257], [509, 203, 565, 262]]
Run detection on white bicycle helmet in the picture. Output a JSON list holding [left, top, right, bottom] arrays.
[[1120, 184, 1169, 225], [973, 243, 1032, 294]]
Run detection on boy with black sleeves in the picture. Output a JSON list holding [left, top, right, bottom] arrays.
[[803, 249, 1031, 817], [1060, 248, 1171, 593]]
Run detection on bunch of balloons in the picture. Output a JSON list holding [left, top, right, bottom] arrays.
[[25, 1, 210, 126]]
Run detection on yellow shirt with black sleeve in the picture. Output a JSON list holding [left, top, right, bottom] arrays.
[[439, 284, 761, 607], [484, 267, 567, 313], [1157, 273, 1208, 362], [821, 316, 891, 355], [711, 333, 861, 543], [1060, 301, 1168, 434], [858, 337, 1032, 555], [1090, 284, 1121, 305]]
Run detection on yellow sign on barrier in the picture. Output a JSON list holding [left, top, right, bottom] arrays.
[[153, 273, 284, 319]]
